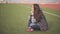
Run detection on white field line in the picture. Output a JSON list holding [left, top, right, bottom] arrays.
[[43, 11, 60, 17]]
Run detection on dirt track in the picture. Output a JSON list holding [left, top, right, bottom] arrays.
[[26, 4, 60, 10], [40, 4, 60, 10]]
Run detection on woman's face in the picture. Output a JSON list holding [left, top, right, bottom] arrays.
[[31, 5, 34, 15]]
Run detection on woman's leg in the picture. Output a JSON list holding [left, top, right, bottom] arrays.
[[27, 16, 34, 32], [31, 24, 40, 30]]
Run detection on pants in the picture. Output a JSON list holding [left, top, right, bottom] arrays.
[[31, 24, 40, 30], [28, 16, 40, 30]]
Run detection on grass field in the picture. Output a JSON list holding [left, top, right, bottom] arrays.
[[0, 4, 60, 34]]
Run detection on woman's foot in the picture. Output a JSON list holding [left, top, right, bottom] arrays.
[[27, 27, 34, 32]]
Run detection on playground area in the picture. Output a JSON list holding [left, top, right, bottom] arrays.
[[0, 4, 60, 34]]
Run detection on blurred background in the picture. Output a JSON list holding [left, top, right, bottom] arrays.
[[0, 0, 60, 4]]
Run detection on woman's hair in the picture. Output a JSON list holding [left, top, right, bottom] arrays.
[[33, 4, 42, 22], [34, 4, 41, 12]]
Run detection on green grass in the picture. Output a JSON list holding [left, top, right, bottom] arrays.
[[42, 8, 60, 16], [0, 4, 60, 34]]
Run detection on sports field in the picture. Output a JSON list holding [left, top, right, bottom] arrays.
[[0, 4, 60, 34]]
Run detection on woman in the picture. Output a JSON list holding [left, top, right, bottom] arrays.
[[27, 4, 48, 32]]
